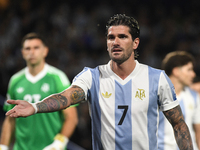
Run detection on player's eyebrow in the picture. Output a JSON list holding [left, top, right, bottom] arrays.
[[107, 33, 128, 39], [107, 34, 115, 39]]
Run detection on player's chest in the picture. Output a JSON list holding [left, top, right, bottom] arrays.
[[97, 78, 158, 113], [14, 80, 55, 102]]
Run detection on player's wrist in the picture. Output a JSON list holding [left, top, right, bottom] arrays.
[[0, 144, 9, 150], [43, 134, 69, 150], [30, 102, 38, 114], [54, 133, 69, 146]]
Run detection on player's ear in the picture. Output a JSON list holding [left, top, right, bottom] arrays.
[[172, 67, 181, 77], [133, 38, 139, 50], [43, 46, 49, 58]]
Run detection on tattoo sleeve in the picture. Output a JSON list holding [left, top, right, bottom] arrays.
[[36, 85, 85, 113], [163, 105, 193, 150], [70, 85, 85, 104]]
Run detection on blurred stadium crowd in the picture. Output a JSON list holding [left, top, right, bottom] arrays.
[[0, 0, 200, 149]]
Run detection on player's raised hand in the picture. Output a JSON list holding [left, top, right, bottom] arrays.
[[5, 100, 35, 117]]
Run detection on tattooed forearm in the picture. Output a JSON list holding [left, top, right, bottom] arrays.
[[164, 105, 193, 150], [37, 94, 68, 113], [70, 85, 85, 104], [35, 85, 85, 113]]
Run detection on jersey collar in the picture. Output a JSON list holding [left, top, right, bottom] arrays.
[[25, 63, 49, 83], [107, 60, 140, 84]]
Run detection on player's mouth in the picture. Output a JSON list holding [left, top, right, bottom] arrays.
[[29, 58, 36, 61], [112, 47, 123, 53]]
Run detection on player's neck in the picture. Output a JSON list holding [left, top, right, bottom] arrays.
[[170, 76, 185, 95], [110, 59, 136, 80], [27, 62, 45, 76]]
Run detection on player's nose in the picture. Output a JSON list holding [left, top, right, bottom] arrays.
[[113, 37, 120, 45]]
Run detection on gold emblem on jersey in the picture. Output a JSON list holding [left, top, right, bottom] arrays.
[[135, 88, 145, 100], [102, 92, 112, 98], [188, 104, 193, 110]]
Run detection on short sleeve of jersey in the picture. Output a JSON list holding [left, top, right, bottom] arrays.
[[71, 67, 92, 101], [158, 71, 179, 111]]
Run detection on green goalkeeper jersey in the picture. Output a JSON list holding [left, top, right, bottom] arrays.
[[4, 64, 71, 150]]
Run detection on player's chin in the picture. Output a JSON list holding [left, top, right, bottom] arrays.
[[28, 61, 39, 66], [184, 81, 192, 87], [111, 58, 125, 64]]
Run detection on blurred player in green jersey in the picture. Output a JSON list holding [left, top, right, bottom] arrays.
[[0, 33, 78, 150]]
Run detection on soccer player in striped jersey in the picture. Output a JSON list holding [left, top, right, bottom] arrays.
[[6, 14, 193, 150], [190, 76, 200, 97], [158, 51, 200, 150], [0, 33, 78, 150]]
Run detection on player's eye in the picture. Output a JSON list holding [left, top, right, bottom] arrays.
[[107, 35, 115, 40], [34, 46, 40, 49], [24, 47, 30, 51], [119, 34, 127, 39]]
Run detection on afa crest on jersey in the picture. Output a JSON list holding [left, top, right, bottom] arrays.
[[135, 88, 146, 100]]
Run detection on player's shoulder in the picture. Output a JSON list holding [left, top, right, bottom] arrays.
[[46, 64, 66, 76], [10, 68, 26, 82], [139, 61, 164, 75], [8, 68, 26, 89], [183, 87, 200, 105], [46, 64, 70, 85], [80, 65, 100, 74], [73, 66, 100, 82], [185, 86, 199, 96]]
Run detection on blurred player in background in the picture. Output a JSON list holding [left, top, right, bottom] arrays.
[[0, 33, 78, 150], [158, 51, 200, 150], [5, 14, 194, 150], [190, 76, 200, 96]]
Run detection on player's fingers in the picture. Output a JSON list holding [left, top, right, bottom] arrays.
[[5, 108, 16, 116], [9, 113, 19, 118], [6, 110, 20, 118], [6, 100, 18, 105]]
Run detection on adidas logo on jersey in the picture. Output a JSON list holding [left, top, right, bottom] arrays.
[[102, 92, 112, 98], [17, 87, 24, 93]]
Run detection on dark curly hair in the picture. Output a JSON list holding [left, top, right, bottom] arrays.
[[106, 14, 140, 58]]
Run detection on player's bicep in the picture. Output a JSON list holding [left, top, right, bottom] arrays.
[[163, 105, 184, 127], [63, 85, 85, 105]]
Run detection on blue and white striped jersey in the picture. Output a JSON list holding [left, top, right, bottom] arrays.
[[72, 60, 179, 150], [158, 87, 200, 150]]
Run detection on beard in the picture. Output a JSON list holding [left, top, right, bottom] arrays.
[[109, 49, 133, 64]]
